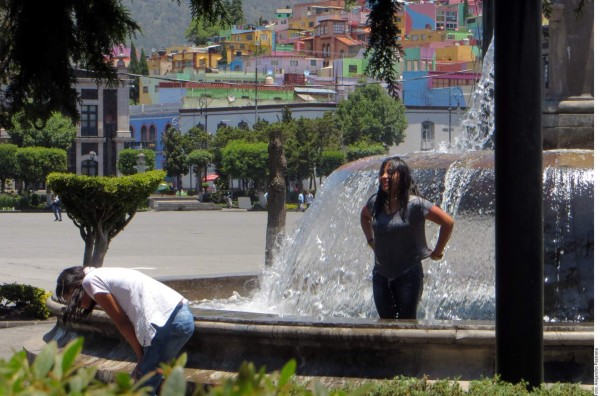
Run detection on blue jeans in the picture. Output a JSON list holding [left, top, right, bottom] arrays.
[[136, 302, 195, 394], [372, 265, 424, 319]]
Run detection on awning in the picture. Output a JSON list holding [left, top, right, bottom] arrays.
[[297, 94, 316, 102], [294, 87, 337, 95], [203, 174, 219, 182]]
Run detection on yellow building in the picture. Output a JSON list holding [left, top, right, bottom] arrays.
[[435, 45, 477, 62], [223, 30, 274, 64], [171, 46, 223, 73], [402, 29, 447, 47]]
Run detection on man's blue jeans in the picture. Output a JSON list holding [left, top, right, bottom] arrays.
[[136, 302, 195, 393]]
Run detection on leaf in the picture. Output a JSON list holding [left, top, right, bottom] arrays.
[[32, 341, 57, 380], [62, 337, 83, 373], [277, 359, 296, 390], [160, 366, 186, 396]]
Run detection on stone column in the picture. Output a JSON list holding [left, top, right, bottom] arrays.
[[543, 0, 594, 149], [114, 56, 134, 176]]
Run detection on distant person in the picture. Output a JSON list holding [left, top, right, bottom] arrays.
[[297, 191, 304, 212], [306, 190, 314, 208], [52, 195, 62, 221], [55, 266, 194, 394], [360, 156, 454, 319]]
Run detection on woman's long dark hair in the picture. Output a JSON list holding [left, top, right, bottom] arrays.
[[373, 156, 422, 220], [56, 266, 96, 323]]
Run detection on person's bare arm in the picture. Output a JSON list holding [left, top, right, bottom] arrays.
[[360, 205, 375, 249], [426, 205, 454, 260], [93, 292, 144, 360]]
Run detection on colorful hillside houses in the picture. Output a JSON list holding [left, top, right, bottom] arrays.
[[117, 0, 483, 182]]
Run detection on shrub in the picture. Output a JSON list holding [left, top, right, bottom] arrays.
[[0, 283, 52, 319], [0, 193, 18, 209]]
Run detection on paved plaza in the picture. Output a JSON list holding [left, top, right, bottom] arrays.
[[0, 209, 304, 360], [0, 209, 304, 292]]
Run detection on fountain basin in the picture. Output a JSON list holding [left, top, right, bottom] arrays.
[[32, 274, 593, 385]]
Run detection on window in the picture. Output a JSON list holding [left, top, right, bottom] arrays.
[[334, 22, 345, 34], [271, 60, 279, 66], [80, 105, 98, 136], [349, 64, 357, 73], [310, 59, 317, 66], [143, 86, 149, 93], [290, 60, 299, 66], [81, 89, 98, 100], [141, 126, 148, 142], [421, 121, 435, 151], [149, 125, 156, 143]]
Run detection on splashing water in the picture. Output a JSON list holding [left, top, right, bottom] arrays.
[[195, 36, 593, 322]]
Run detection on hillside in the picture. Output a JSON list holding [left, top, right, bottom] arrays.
[[125, 0, 305, 52]]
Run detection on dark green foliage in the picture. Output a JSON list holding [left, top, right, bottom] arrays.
[[15, 147, 68, 189], [346, 143, 387, 162], [163, 127, 189, 179], [318, 150, 346, 177], [0, 193, 19, 209], [221, 140, 269, 188], [0, 283, 52, 320], [335, 83, 407, 148], [47, 170, 165, 266], [0, 0, 140, 128], [8, 112, 77, 151], [0, 144, 18, 193], [364, 0, 403, 99]]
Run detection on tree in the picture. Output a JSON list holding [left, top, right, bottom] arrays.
[[185, 17, 226, 46], [0, 144, 18, 193], [47, 170, 165, 267], [0, 0, 229, 129], [16, 147, 67, 191], [138, 49, 149, 75], [335, 83, 407, 148], [364, 0, 403, 98], [117, 148, 156, 176], [228, 0, 245, 25], [9, 112, 76, 151], [346, 142, 388, 162], [317, 150, 345, 178], [265, 126, 286, 267], [0, 0, 140, 128], [162, 127, 188, 191], [128, 42, 140, 104], [188, 149, 213, 190], [220, 140, 268, 191]]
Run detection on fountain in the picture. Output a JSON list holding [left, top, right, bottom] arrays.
[[32, 37, 593, 385]]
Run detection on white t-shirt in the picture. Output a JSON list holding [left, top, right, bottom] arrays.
[[82, 267, 186, 346]]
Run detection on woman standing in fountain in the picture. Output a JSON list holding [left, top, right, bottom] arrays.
[[360, 156, 454, 319], [55, 266, 194, 394]]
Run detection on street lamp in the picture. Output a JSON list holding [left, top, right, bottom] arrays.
[[135, 152, 147, 174], [447, 92, 460, 147], [89, 151, 97, 176]]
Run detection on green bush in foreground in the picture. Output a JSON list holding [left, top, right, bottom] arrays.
[[0, 338, 591, 396]]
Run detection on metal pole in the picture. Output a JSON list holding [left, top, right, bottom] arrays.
[[495, 0, 543, 388], [448, 90, 452, 147], [255, 42, 258, 124], [482, 0, 494, 57]]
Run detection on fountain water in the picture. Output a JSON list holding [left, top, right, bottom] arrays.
[[197, 36, 593, 323]]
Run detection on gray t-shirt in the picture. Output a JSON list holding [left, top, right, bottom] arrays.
[[366, 194, 433, 279]]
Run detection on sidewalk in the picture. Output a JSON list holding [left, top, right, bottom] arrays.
[[0, 210, 304, 361]]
